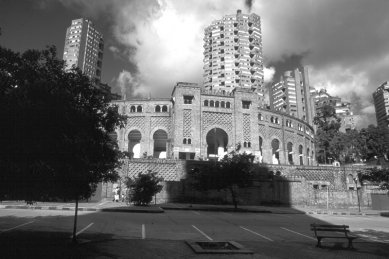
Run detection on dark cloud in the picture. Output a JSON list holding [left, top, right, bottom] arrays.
[[268, 53, 307, 82], [245, 0, 254, 13]]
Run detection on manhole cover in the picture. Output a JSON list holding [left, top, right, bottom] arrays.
[[186, 241, 253, 254]]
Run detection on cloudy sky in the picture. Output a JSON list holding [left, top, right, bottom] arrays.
[[1, 0, 389, 126]]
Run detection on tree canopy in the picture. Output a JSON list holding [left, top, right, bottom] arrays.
[[314, 104, 341, 163], [0, 44, 127, 202], [189, 152, 269, 209]]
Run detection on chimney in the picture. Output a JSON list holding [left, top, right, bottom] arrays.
[[237, 9, 242, 15]]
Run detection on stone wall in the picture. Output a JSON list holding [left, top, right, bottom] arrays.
[[108, 158, 384, 209]]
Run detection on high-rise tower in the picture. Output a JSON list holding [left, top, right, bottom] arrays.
[[373, 81, 389, 129], [203, 10, 264, 100], [63, 18, 104, 85], [270, 67, 315, 125]]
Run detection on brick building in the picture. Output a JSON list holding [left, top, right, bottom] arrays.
[[112, 10, 315, 166], [113, 82, 315, 166]]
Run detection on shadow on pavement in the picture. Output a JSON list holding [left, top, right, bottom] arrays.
[[0, 208, 388, 259]]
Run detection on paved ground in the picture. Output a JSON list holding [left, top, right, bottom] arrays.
[[0, 204, 388, 258]]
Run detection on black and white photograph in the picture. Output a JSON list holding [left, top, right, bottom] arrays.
[[0, 0, 388, 258]]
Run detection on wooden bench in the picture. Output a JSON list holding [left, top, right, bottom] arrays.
[[310, 223, 357, 249]]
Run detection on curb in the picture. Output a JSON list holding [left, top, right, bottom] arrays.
[[306, 211, 380, 216], [101, 207, 164, 213], [161, 207, 272, 213], [0, 205, 163, 213]]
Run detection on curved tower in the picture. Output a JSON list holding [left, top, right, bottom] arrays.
[[203, 10, 264, 101]]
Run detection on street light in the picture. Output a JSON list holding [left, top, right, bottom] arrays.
[[353, 177, 361, 213]]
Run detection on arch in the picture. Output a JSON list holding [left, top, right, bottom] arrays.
[[137, 105, 142, 112], [271, 116, 274, 123], [307, 148, 310, 165], [299, 145, 303, 165], [153, 129, 168, 158], [258, 113, 263, 121], [287, 142, 293, 165], [155, 105, 161, 112], [243, 142, 247, 148], [271, 139, 280, 164], [183, 138, 187, 144], [130, 105, 136, 112], [248, 142, 251, 148], [312, 150, 314, 163], [188, 138, 191, 144], [215, 101, 220, 108], [210, 100, 214, 107], [221, 101, 225, 108], [204, 100, 209, 106], [128, 130, 142, 158], [206, 128, 228, 160], [226, 102, 231, 108], [347, 174, 355, 185], [162, 105, 168, 112]]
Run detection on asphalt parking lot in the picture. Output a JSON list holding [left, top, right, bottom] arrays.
[[0, 208, 388, 258]]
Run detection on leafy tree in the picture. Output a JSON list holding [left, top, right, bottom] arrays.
[[314, 105, 341, 163], [125, 171, 163, 206], [189, 152, 266, 210], [359, 125, 389, 162], [0, 43, 126, 242], [359, 168, 389, 191]]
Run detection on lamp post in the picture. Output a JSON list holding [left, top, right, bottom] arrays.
[[353, 177, 361, 213]]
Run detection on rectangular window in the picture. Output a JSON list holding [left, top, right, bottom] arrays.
[[242, 100, 251, 109], [183, 95, 194, 104]]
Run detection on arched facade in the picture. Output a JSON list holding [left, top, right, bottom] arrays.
[[113, 82, 316, 164]]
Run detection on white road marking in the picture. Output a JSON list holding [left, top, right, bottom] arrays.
[[70, 222, 94, 238], [98, 201, 109, 206], [142, 224, 146, 239], [192, 211, 201, 215], [240, 226, 274, 241], [192, 225, 213, 241], [280, 227, 316, 241], [221, 212, 232, 216], [0, 221, 35, 233]]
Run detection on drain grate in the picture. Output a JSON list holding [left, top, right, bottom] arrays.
[[186, 241, 253, 254]]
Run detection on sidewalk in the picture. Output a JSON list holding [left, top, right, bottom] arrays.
[[0, 200, 388, 216]]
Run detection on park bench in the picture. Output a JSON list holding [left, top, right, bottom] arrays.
[[310, 223, 357, 249]]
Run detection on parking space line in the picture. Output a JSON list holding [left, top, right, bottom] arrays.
[[280, 227, 316, 241], [221, 212, 232, 216], [192, 225, 213, 241], [240, 226, 274, 241], [142, 224, 146, 239], [70, 222, 94, 238], [98, 201, 109, 206], [192, 211, 201, 215], [0, 221, 35, 233]]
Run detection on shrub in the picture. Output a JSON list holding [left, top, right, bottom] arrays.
[[126, 171, 163, 206]]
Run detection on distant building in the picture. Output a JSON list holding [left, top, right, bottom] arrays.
[[313, 89, 360, 132], [270, 67, 315, 126], [203, 10, 265, 103], [63, 18, 104, 85], [373, 82, 389, 130]]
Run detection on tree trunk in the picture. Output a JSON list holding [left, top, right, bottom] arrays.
[[72, 196, 79, 243], [229, 186, 238, 211]]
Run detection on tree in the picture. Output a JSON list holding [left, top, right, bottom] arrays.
[[125, 171, 163, 206], [359, 168, 389, 191], [0, 44, 127, 242], [189, 152, 267, 210], [359, 125, 389, 162], [314, 105, 341, 163]]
